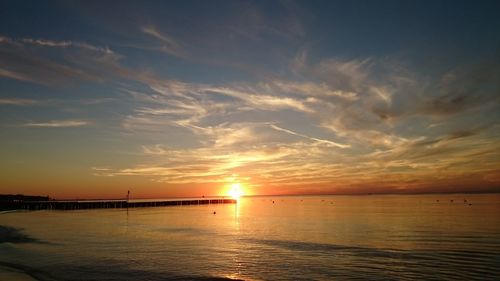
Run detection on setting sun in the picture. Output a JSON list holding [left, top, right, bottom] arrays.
[[228, 183, 244, 199], [1, 1, 499, 280]]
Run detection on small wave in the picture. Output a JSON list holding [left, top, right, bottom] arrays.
[[0, 210, 20, 215], [0, 225, 39, 244], [242, 238, 500, 280], [242, 238, 413, 258], [37, 263, 243, 281], [154, 227, 216, 236], [0, 261, 58, 281]]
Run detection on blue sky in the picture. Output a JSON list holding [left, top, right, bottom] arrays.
[[1, 0, 499, 198]]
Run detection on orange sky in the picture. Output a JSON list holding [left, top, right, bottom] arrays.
[[1, 1, 500, 199]]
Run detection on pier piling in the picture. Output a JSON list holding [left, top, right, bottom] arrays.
[[14, 198, 237, 211]]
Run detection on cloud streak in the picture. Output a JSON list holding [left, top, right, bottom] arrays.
[[269, 124, 350, 148], [0, 98, 38, 106], [0, 35, 118, 85], [142, 26, 188, 58], [24, 120, 89, 128]]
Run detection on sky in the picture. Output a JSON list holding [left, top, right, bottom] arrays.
[[1, 0, 499, 199]]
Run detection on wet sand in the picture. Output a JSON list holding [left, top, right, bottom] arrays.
[[0, 224, 43, 280], [0, 266, 38, 281]]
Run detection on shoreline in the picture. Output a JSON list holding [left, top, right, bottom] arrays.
[[0, 265, 40, 281]]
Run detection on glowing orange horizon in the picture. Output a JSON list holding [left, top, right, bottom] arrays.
[[227, 183, 244, 199]]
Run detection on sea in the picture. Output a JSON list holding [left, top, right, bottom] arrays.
[[1, 194, 499, 281]]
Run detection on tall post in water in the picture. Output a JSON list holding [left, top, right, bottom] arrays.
[[127, 190, 130, 209]]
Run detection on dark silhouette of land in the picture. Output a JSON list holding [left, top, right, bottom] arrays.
[[0, 194, 50, 201], [0, 194, 50, 211]]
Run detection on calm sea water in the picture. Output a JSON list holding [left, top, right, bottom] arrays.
[[1, 194, 499, 280]]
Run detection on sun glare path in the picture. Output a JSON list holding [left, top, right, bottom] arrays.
[[228, 183, 244, 200]]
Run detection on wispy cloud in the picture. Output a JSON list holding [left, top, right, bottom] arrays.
[[1, 33, 497, 195], [271, 80, 359, 101], [97, 143, 302, 184], [24, 120, 89, 128], [205, 86, 313, 113], [109, 53, 500, 193], [418, 61, 500, 116], [0, 68, 41, 84], [0, 98, 38, 106], [142, 26, 187, 58], [269, 124, 350, 148], [20, 38, 113, 54], [0, 35, 117, 85]]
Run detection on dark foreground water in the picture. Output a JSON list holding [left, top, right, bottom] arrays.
[[1, 194, 499, 280]]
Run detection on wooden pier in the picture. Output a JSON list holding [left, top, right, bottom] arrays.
[[6, 198, 237, 211]]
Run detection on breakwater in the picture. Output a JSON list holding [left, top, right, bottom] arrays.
[[3, 198, 237, 211]]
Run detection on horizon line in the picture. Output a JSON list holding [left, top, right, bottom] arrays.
[[3, 190, 499, 201]]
